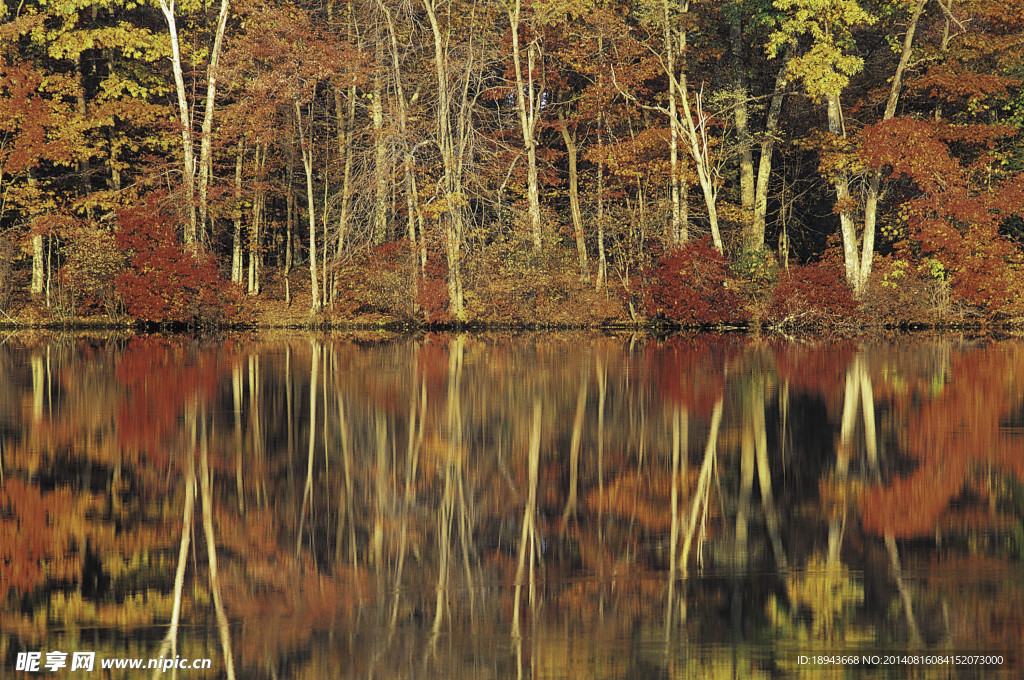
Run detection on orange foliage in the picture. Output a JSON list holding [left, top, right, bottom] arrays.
[[861, 346, 1024, 537], [584, 469, 699, 532]]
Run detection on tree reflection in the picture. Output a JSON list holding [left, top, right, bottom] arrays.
[[1, 333, 1021, 678]]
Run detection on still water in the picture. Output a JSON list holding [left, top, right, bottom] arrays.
[[1, 332, 1022, 679]]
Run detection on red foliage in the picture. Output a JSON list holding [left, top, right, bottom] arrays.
[[770, 340, 858, 405], [640, 238, 742, 325], [861, 118, 1024, 316], [643, 336, 737, 417], [115, 337, 221, 463], [766, 264, 858, 328], [860, 346, 1024, 538], [415, 252, 451, 324], [113, 196, 240, 324], [0, 480, 75, 597]]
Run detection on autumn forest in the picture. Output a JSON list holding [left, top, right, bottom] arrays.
[[1, 0, 1023, 327]]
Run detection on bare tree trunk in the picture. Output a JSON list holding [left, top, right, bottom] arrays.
[[650, 0, 722, 252], [158, 0, 198, 245], [285, 148, 294, 306], [731, 6, 756, 248], [295, 101, 321, 314], [232, 141, 244, 284], [858, 0, 926, 296], [509, 0, 544, 251], [376, 0, 423, 292], [336, 83, 356, 260], [677, 72, 723, 252], [558, 112, 588, 279], [662, 0, 682, 244], [28, 169, 44, 297], [75, 55, 91, 197], [826, 92, 860, 291], [422, 0, 466, 319], [752, 52, 791, 243], [196, 0, 231, 247], [372, 39, 389, 245], [248, 143, 265, 296], [935, 0, 953, 122], [596, 117, 607, 289]]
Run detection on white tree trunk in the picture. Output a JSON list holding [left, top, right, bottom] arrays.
[[196, 0, 230, 246], [295, 101, 320, 313], [159, 0, 199, 245], [231, 141, 244, 284], [509, 0, 543, 251]]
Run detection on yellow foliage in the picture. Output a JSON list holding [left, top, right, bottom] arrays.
[[786, 554, 864, 639]]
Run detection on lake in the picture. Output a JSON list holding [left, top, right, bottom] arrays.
[[1, 332, 1021, 678]]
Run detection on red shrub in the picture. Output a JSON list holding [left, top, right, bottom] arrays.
[[766, 264, 858, 329], [640, 238, 742, 324], [114, 197, 239, 324], [415, 252, 451, 324]]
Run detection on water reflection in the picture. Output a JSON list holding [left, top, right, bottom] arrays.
[[1, 332, 1022, 678]]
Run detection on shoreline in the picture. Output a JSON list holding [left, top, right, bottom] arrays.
[[2, 315, 1019, 336]]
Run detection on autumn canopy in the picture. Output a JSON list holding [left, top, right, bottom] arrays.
[[1, 0, 1022, 326]]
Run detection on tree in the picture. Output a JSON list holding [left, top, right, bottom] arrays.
[[157, 0, 231, 248], [0, 54, 76, 298], [768, 0, 876, 292], [507, 0, 545, 252]]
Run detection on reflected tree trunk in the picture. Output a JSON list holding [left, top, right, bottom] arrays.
[[233, 362, 245, 514], [373, 411, 387, 573], [680, 397, 723, 591], [560, 357, 588, 534], [754, 388, 786, 571], [390, 369, 425, 632], [512, 398, 541, 641], [886, 532, 923, 644], [336, 392, 359, 595], [152, 401, 196, 675], [857, 353, 923, 645], [828, 354, 861, 568], [733, 398, 756, 631], [430, 435, 454, 640], [249, 354, 266, 507], [666, 405, 687, 636], [297, 340, 320, 556], [199, 412, 236, 680], [31, 354, 43, 423]]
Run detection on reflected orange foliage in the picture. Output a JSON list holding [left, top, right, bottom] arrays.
[[644, 336, 737, 417], [861, 346, 1024, 537], [584, 469, 699, 531], [115, 337, 221, 462]]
